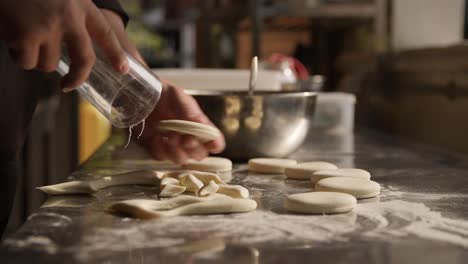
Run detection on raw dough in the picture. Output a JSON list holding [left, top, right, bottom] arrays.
[[283, 192, 356, 214], [37, 170, 161, 195], [162, 170, 192, 179], [248, 158, 297, 174], [311, 168, 371, 184], [110, 195, 257, 219], [158, 120, 222, 142], [163, 170, 225, 185], [187, 171, 225, 185], [315, 177, 380, 199], [112, 194, 221, 212], [159, 184, 186, 198], [199, 180, 220, 196], [217, 184, 249, 199], [182, 157, 232, 173], [161, 177, 180, 187], [179, 174, 204, 193], [284, 161, 338, 180]]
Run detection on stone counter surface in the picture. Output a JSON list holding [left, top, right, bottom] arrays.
[[1, 130, 468, 264]]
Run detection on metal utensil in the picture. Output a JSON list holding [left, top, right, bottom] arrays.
[[248, 56, 258, 96], [189, 90, 317, 161]]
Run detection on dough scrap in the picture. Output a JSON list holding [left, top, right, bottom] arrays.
[[110, 195, 257, 219], [161, 177, 180, 187], [248, 158, 297, 174], [37, 170, 161, 195], [315, 177, 380, 199], [158, 120, 222, 142], [284, 161, 338, 180], [163, 170, 225, 185], [179, 174, 204, 193], [217, 184, 249, 199], [111, 194, 221, 212], [162, 170, 191, 179], [37, 181, 94, 195], [199, 180, 220, 197], [182, 157, 232, 173], [284, 192, 356, 214], [159, 184, 186, 198], [311, 168, 371, 184]]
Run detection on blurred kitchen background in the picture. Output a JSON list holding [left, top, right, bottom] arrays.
[[6, 0, 468, 233]]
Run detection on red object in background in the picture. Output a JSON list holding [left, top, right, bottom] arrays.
[[268, 53, 309, 80]]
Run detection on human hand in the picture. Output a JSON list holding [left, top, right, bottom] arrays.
[[101, 8, 225, 164], [137, 84, 226, 164], [0, 0, 129, 91], [100, 9, 144, 63]]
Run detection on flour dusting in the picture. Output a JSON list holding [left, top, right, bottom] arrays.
[[357, 200, 468, 248], [73, 185, 468, 256], [6, 185, 468, 259], [27, 212, 72, 227], [381, 185, 468, 201], [4, 236, 58, 254]]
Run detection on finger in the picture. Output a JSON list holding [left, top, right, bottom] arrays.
[[189, 115, 226, 154], [37, 40, 62, 72], [181, 135, 209, 160], [167, 84, 206, 119], [190, 115, 225, 154], [86, 5, 128, 73], [181, 135, 200, 150], [100, 9, 145, 64], [148, 135, 168, 161], [61, 29, 95, 92], [163, 133, 189, 164], [180, 135, 209, 160], [185, 145, 209, 161], [204, 139, 225, 154], [11, 43, 40, 70]]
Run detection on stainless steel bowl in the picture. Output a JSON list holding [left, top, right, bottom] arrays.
[[188, 90, 317, 160]]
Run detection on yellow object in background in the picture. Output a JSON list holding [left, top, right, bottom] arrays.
[[79, 99, 111, 163]]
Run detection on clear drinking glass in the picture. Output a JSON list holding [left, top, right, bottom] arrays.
[[57, 53, 162, 128]]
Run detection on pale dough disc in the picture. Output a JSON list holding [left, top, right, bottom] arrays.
[[158, 120, 222, 142], [315, 177, 380, 199], [311, 168, 371, 184], [182, 157, 232, 173], [248, 158, 297, 174], [284, 161, 338, 180], [283, 192, 356, 214]]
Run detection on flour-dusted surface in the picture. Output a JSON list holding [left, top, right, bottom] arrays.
[[3, 130, 468, 264]]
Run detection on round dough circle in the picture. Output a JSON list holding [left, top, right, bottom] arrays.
[[285, 161, 338, 180], [158, 120, 221, 142], [248, 158, 297, 174], [311, 168, 371, 184], [284, 192, 356, 214], [315, 177, 380, 199], [182, 157, 232, 172]]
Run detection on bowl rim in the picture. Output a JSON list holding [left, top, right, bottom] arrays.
[[186, 89, 317, 97]]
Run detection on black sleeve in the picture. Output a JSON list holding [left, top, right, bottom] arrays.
[[0, 42, 40, 235], [92, 0, 130, 26]]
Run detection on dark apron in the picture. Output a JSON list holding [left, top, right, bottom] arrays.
[[0, 42, 40, 235]]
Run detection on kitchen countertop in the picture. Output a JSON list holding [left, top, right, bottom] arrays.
[[2, 129, 468, 264]]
